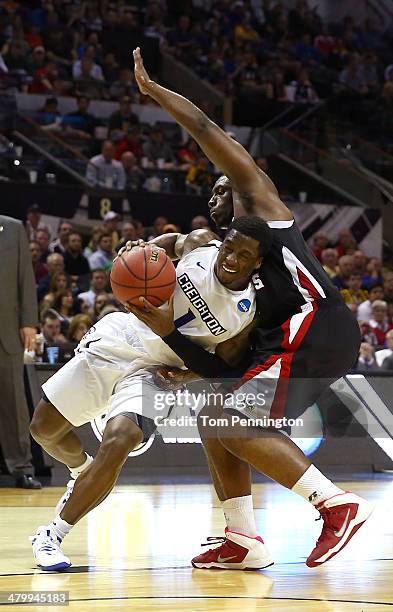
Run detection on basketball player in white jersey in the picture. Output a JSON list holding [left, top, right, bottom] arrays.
[[128, 48, 373, 571], [29, 217, 272, 571]]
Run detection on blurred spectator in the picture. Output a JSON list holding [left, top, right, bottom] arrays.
[[37, 252, 65, 302], [115, 126, 144, 160], [51, 289, 76, 335], [40, 271, 71, 315], [340, 54, 368, 95], [35, 96, 62, 130], [67, 314, 92, 343], [186, 156, 214, 194], [86, 140, 126, 189], [78, 269, 108, 309], [72, 49, 103, 81], [163, 223, 180, 233], [321, 248, 338, 278], [145, 216, 168, 241], [74, 57, 104, 98], [177, 138, 199, 169], [36, 228, 51, 264], [63, 231, 90, 279], [335, 229, 357, 257], [191, 215, 210, 230], [41, 310, 67, 344], [314, 24, 336, 55], [312, 232, 329, 261], [332, 255, 354, 290], [108, 96, 140, 139], [286, 70, 319, 104], [84, 225, 105, 259], [29, 240, 48, 284], [368, 300, 392, 347], [375, 329, 393, 367], [359, 320, 378, 347], [362, 257, 383, 290], [357, 283, 385, 322], [62, 95, 97, 139], [340, 273, 368, 305], [103, 211, 120, 250], [88, 233, 113, 271], [109, 68, 138, 101], [355, 342, 378, 370], [102, 52, 120, 85], [25, 204, 50, 242], [28, 59, 60, 95], [50, 221, 73, 256], [352, 249, 367, 275], [143, 126, 176, 167], [92, 292, 111, 322], [121, 221, 138, 243], [121, 151, 144, 191]]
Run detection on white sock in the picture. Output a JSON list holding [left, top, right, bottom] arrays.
[[222, 495, 258, 537], [67, 453, 93, 480], [292, 465, 343, 506], [49, 515, 73, 542]]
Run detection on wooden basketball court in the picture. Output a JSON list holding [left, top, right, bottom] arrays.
[[0, 479, 392, 611]]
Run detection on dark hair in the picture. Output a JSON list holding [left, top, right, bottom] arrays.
[[228, 216, 273, 257]]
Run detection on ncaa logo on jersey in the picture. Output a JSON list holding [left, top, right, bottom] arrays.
[[237, 298, 251, 313]]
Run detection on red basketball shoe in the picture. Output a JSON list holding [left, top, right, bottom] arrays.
[[306, 492, 373, 567], [191, 528, 274, 570]]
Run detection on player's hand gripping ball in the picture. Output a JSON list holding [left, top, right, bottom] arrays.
[[111, 244, 176, 307]]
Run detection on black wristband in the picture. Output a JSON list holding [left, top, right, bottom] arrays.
[[162, 328, 231, 377]]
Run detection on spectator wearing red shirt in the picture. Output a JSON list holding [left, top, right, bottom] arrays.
[[368, 300, 393, 347], [115, 126, 144, 160], [30, 240, 48, 284], [314, 25, 336, 55], [312, 232, 329, 262], [335, 229, 357, 258], [177, 138, 199, 169]]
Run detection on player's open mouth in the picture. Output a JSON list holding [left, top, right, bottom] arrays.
[[222, 264, 237, 273]]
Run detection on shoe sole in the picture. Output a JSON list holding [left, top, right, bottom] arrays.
[[306, 502, 374, 567], [38, 561, 71, 572], [191, 560, 274, 571]]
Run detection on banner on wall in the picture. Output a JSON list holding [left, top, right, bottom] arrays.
[[291, 203, 382, 258]]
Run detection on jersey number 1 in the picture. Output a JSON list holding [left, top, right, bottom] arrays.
[[174, 309, 196, 329]]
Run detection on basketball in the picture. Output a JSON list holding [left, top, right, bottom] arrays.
[[110, 245, 176, 307]]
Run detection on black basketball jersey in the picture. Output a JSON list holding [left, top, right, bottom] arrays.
[[251, 219, 341, 331]]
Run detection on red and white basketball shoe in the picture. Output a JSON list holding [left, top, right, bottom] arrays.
[[191, 528, 274, 570], [306, 492, 373, 567]]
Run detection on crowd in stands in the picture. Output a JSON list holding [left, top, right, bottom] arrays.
[[1, 0, 392, 116], [22, 202, 393, 372], [312, 230, 393, 371]]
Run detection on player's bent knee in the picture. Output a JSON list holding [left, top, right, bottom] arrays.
[[99, 417, 143, 467], [30, 399, 73, 444]]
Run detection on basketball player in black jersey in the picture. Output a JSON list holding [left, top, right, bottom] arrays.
[[131, 48, 373, 570]]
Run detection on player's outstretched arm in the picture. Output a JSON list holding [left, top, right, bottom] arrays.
[[133, 47, 292, 221]]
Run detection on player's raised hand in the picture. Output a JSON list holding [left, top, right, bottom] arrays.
[[114, 239, 145, 262], [133, 47, 154, 96], [126, 294, 175, 337]]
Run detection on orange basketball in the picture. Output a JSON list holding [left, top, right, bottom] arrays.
[[110, 245, 176, 307]]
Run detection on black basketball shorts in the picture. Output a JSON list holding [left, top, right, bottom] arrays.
[[222, 299, 361, 426]]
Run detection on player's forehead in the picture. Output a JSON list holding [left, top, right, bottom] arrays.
[[222, 230, 259, 254], [212, 176, 231, 192]]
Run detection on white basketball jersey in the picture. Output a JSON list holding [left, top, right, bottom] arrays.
[[78, 241, 256, 370], [128, 240, 256, 366]]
